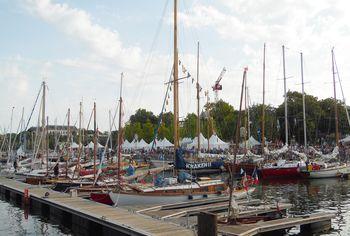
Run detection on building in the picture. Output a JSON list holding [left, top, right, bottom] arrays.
[[27, 125, 78, 136]]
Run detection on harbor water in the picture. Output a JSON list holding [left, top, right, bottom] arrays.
[[1, 178, 350, 235]]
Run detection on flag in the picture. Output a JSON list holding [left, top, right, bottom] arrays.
[[242, 172, 248, 191], [240, 168, 245, 175], [252, 167, 259, 185]]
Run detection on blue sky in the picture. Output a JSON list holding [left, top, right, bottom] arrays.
[[1, 0, 350, 132]]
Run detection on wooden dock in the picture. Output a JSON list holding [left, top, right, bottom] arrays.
[[0, 177, 195, 236], [218, 212, 334, 236]]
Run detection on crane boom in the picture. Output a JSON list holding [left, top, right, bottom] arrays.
[[212, 67, 227, 102]]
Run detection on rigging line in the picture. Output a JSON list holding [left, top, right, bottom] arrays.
[[24, 84, 42, 132], [132, 0, 170, 105], [53, 112, 68, 154], [333, 53, 350, 128], [10, 111, 24, 152], [86, 108, 94, 131], [151, 67, 174, 150]]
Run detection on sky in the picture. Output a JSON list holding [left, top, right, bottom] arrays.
[[1, 0, 350, 132]]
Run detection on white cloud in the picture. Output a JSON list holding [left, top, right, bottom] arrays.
[[178, 1, 350, 107], [26, 0, 141, 69]]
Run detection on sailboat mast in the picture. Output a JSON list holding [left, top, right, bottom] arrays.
[[261, 43, 266, 154], [282, 45, 288, 145], [77, 101, 82, 170], [41, 81, 46, 155], [8, 106, 14, 157], [66, 108, 70, 178], [93, 102, 97, 181], [173, 0, 179, 149], [300, 52, 307, 148], [206, 91, 210, 151], [332, 48, 340, 146], [117, 73, 124, 181], [228, 67, 247, 219], [196, 41, 200, 153], [109, 110, 113, 156], [46, 116, 49, 176]]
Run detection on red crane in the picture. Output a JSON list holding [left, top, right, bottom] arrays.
[[212, 67, 227, 102]]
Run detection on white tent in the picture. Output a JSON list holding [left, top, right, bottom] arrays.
[[122, 139, 131, 149], [209, 134, 229, 150], [180, 137, 192, 146], [240, 136, 261, 148], [16, 145, 25, 156], [187, 133, 208, 149], [340, 135, 350, 145], [148, 139, 160, 149], [70, 142, 79, 149], [159, 138, 173, 148], [85, 141, 103, 149], [137, 139, 149, 149]]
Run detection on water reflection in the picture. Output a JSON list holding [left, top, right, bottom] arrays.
[[0, 199, 71, 236], [253, 178, 350, 235]]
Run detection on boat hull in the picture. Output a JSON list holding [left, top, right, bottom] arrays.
[[108, 188, 254, 206], [90, 192, 114, 205], [301, 165, 350, 179], [260, 167, 301, 179]]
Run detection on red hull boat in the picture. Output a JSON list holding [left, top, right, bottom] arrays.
[[90, 192, 114, 206], [260, 166, 301, 179]]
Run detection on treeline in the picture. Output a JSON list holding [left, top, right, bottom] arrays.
[[123, 91, 350, 146], [1, 91, 349, 151]]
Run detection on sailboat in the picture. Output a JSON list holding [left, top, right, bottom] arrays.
[[300, 48, 350, 179], [259, 45, 307, 179], [105, 0, 254, 206]]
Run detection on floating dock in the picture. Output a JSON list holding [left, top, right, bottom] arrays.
[[0, 177, 335, 236]]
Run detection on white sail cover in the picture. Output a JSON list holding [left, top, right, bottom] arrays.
[[209, 134, 229, 149]]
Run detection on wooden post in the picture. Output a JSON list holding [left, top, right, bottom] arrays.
[[198, 212, 217, 236]]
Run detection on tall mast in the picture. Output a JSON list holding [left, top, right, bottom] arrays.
[[93, 102, 97, 181], [244, 74, 249, 152], [19, 107, 24, 148], [173, 0, 179, 149], [109, 110, 113, 154], [66, 108, 70, 178], [46, 116, 49, 175], [228, 67, 247, 219], [41, 81, 46, 155], [332, 48, 339, 146], [196, 41, 200, 153], [205, 91, 210, 151], [117, 73, 124, 181], [8, 106, 14, 157], [282, 45, 288, 145], [300, 52, 307, 148], [261, 43, 266, 154], [77, 101, 82, 171]]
